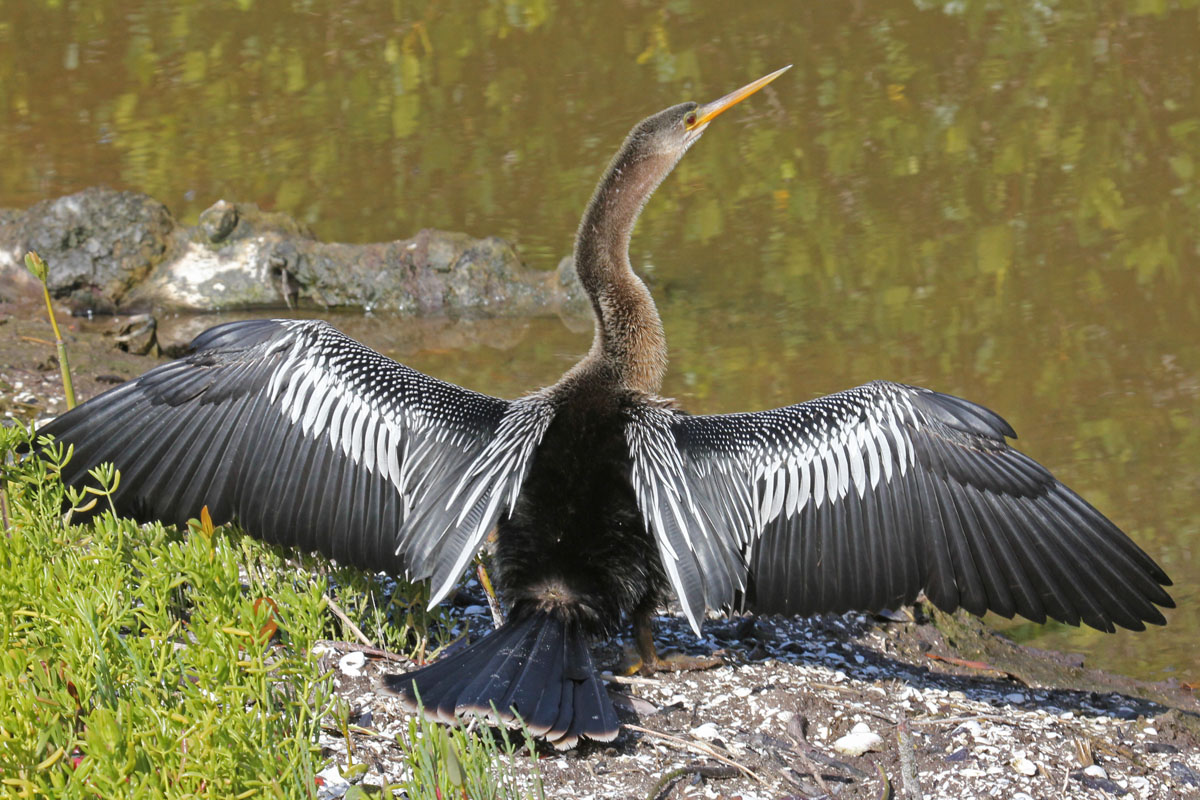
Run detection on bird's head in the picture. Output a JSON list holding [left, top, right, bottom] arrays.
[[624, 65, 792, 164]]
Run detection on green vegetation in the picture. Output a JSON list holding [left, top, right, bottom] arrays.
[[21, 251, 75, 410], [395, 711, 544, 800], [0, 424, 542, 798]]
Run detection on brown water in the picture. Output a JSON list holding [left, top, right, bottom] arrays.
[[3, 0, 1198, 682]]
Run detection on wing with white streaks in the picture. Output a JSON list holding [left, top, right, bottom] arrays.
[[40, 319, 555, 600], [627, 380, 1172, 635]]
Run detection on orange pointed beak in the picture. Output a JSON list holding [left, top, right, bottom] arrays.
[[686, 65, 791, 131]]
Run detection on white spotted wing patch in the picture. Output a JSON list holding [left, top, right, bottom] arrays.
[[236, 319, 551, 585], [626, 380, 1080, 624], [634, 377, 1169, 634]]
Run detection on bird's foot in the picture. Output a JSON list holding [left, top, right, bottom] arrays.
[[617, 647, 646, 676], [616, 645, 724, 676], [639, 649, 725, 674]]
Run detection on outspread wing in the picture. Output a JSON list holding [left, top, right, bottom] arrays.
[[40, 319, 554, 601], [627, 380, 1173, 634]]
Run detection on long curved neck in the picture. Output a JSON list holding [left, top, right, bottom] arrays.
[[571, 137, 678, 395]]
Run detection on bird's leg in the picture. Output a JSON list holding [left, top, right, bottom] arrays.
[[620, 601, 724, 675], [633, 604, 660, 674]]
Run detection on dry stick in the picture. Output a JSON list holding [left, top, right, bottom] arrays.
[[787, 714, 870, 780], [325, 595, 374, 648], [644, 763, 740, 800], [319, 721, 392, 741], [910, 714, 1018, 726], [896, 716, 924, 800], [624, 723, 762, 784], [324, 640, 409, 663], [790, 745, 837, 798], [600, 672, 664, 687]]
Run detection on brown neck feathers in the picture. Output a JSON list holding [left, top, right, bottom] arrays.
[[571, 141, 676, 394]]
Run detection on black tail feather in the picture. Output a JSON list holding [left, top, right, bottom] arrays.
[[383, 611, 618, 749]]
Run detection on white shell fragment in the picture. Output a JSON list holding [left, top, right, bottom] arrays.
[[690, 722, 720, 740], [314, 764, 350, 800], [1012, 756, 1038, 776], [833, 722, 883, 756], [338, 650, 367, 677]]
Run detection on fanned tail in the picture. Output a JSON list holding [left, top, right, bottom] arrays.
[[383, 610, 618, 750]]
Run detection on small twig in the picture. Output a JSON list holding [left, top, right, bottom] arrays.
[[1089, 736, 1147, 770], [943, 699, 1032, 722], [896, 716, 923, 800], [809, 682, 858, 694], [1073, 736, 1094, 767], [864, 707, 900, 725], [792, 745, 837, 798], [644, 762, 739, 800], [787, 713, 870, 780], [319, 721, 393, 740], [325, 596, 374, 648], [625, 723, 762, 783], [910, 714, 1019, 726], [279, 266, 293, 310], [600, 672, 664, 686], [324, 640, 409, 663]]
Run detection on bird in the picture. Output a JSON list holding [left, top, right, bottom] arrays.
[[37, 65, 1173, 750]]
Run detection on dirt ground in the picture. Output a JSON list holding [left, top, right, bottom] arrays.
[[316, 579, 1200, 800], [3, 289, 1199, 799]]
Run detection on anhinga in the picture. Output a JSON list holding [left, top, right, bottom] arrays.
[[39, 66, 1173, 749]]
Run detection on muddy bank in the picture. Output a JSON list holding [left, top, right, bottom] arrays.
[[0, 292, 566, 423], [0, 187, 587, 318]]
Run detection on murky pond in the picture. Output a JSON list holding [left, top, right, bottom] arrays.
[[2, 0, 1198, 681]]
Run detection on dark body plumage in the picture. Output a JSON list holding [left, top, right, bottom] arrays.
[[37, 68, 1173, 749], [497, 381, 668, 638], [399, 372, 667, 746]]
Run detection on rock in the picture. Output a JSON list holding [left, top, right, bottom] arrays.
[[1071, 769, 1130, 796], [1171, 760, 1200, 787], [0, 189, 589, 320], [199, 200, 239, 243], [130, 201, 312, 311], [109, 314, 160, 356], [0, 187, 174, 312]]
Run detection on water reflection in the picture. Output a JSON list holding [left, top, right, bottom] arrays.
[[2, 0, 1197, 680]]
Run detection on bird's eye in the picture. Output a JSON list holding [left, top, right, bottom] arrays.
[[685, 113, 697, 127]]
